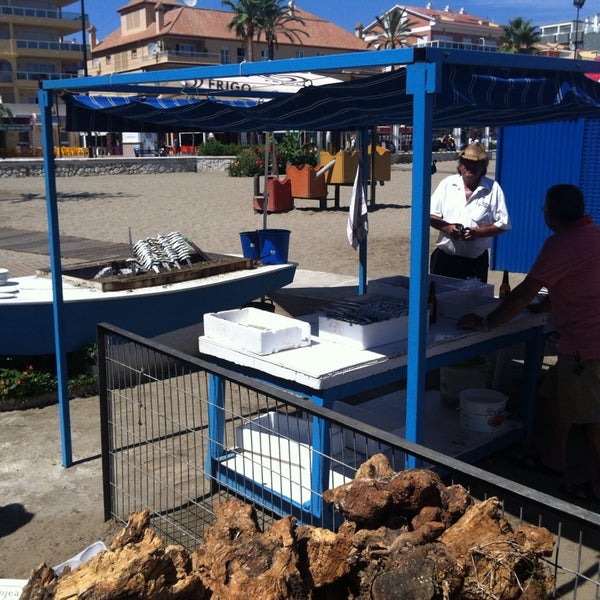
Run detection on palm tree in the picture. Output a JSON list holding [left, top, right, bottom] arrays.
[[499, 17, 540, 54], [223, 0, 307, 62], [222, 0, 263, 62], [367, 7, 416, 50], [260, 0, 307, 61]]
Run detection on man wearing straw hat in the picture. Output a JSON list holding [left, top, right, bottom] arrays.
[[429, 141, 511, 283]]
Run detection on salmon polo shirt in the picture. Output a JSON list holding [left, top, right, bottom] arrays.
[[528, 215, 600, 360]]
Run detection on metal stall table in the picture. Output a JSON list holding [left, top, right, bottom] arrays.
[[198, 310, 547, 523]]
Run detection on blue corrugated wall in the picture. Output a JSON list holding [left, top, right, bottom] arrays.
[[492, 119, 599, 274]]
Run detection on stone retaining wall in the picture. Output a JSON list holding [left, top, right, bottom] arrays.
[[0, 156, 236, 178], [0, 152, 485, 178]]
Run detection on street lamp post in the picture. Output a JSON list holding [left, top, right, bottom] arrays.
[[573, 0, 585, 58], [80, 0, 94, 157], [80, 0, 88, 76]]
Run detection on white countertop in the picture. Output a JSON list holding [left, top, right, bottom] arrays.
[[198, 310, 547, 390]]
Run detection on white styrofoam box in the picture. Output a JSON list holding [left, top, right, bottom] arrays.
[[333, 392, 406, 456], [439, 295, 500, 320], [368, 279, 410, 300], [235, 410, 344, 459], [318, 313, 409, 349], [0, 580, 27, 598], [203, 307, 311, 355], [231, 411, 350, 506], [435, 279, 494, 299], [369, 274, 491, 302], [370, 275, 410, 289], [429, 273, 471, 288]]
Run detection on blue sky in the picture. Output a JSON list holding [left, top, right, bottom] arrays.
[[76, 1, 591, 41]]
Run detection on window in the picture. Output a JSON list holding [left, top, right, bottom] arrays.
[[24, 62, 55, 73], [295, 50, 304, 58], [0, 59, 12, 83], [176, 43, 195, 57], [124, 11, 141, 31], [236, 47, 245, 62], [106, 55, 112, 64], [131, 49, 138, 59], [221, 48, 230, 64]]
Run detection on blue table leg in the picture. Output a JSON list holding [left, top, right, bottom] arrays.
[[307, 394, 332, 521], [206, 373, 226, 479], [521, 326, 545, 436]]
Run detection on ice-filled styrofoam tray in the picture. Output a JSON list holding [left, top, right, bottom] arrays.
[[203, 307, 311, 355], [317, 295, 415, 350], [318, 313, 410, 349]]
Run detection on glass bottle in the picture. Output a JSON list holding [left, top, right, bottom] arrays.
[[499, 270, 511, 298], [428, 280, 437, 324]]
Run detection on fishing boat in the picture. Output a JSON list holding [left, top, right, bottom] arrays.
[[0, 256, 296, 355]]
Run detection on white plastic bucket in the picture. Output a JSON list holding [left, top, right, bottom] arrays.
[[440, 356, 490, 409], [459, 388, 507, 433]]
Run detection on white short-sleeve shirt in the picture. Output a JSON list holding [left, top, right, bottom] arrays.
[[430, 174, 511, 258]]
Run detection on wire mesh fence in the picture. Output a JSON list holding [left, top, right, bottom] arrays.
[[98, 323, 600, 599]]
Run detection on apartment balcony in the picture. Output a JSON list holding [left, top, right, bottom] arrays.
[[15, 71, 77, 83], [426, 40, 499, 52], [142, 49, 223, 67], [0, 5, 85, 35], [15, 39, 87, 59]]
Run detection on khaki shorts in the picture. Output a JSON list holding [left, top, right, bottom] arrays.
[[542, 355, 600, 424]]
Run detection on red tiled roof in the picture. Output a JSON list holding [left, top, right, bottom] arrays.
[[364, 3, 502, 35], [95, 3, 367, 52], [406, 3, 501, 28]]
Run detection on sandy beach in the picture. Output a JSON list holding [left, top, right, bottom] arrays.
[[0, 159, 528, 578], [0, 160, 513, 289]]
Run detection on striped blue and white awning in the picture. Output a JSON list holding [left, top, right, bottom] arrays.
[[64, 63, 600, 133]]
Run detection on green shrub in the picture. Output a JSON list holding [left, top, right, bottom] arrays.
[[197, 139, 240, 156]]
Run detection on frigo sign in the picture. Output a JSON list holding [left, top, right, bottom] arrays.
[[180, 73, 341, 94], [184, 78, 253, 92]]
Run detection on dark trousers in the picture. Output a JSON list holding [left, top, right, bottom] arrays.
[[430, 248, 489, 283]]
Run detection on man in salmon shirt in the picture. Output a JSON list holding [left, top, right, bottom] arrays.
[[458, 183, 600, 504]]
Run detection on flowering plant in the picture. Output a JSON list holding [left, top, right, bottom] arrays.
[[228, 145, 267, 177], [1, 345, 98, 405], [0, 365, 54, 399]]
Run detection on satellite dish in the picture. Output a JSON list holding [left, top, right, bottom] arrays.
[[183, 0, 197, 6], [147, 42, 158, 55]]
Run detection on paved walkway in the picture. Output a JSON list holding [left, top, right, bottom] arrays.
[[0, 227, 131, 278]]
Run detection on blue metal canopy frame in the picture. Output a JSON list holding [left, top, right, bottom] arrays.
[[39, 47, 600, 466]]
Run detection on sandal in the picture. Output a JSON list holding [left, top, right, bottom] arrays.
[[510, 454, 564, 478], [558, 481, 600, 503]]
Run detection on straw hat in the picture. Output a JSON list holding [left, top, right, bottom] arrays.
[[459, 142, 488, 163]]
